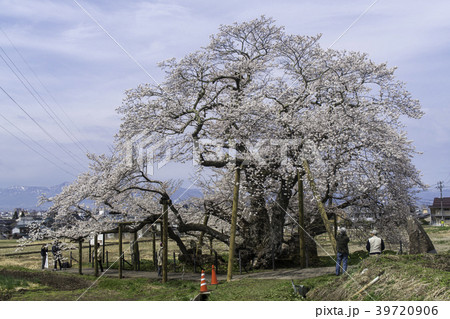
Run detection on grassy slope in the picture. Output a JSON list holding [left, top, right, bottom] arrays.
[[0, 225, 449, 301], [304, 253, 449, 301]]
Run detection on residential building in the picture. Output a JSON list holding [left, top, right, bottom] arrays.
[[429, 197, 450, 225]]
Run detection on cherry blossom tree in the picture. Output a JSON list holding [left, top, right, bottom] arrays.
[[29, 17, 424, 269], [115, 16, 423, 266]]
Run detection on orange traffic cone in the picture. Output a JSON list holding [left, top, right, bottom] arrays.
[[200, 270, 208, 292], [211, 265, 218, 285]]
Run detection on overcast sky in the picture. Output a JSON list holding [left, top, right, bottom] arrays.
[[1, 0, 449, 200]]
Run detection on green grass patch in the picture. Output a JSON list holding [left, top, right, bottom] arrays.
[[209, 279, 303, 301], [422, 225, 450, 234], [0, 274, 30, 290]]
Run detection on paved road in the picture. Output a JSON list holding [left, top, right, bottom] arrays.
[[62, 265, 337, 281]]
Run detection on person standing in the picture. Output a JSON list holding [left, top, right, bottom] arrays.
[[335, 227, 350, 276], [52, 240, 62, 270], [157, 242, 163, 277], [40, 244, 48, 270], [366, 229, 385, 256], [96, 243, 104, 272]]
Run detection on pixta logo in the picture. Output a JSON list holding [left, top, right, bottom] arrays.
[[123, 132, 172, 175]]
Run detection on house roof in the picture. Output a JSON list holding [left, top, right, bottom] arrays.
[[429, 197, 450, 209]]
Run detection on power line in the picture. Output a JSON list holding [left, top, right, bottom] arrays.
[[0, 45, 89, 155], [0, 113, 80, 175], [0, 85, 88, 170], [0, 27, 94, 153], [0, 48, 88, 165], [72, 0, 165, 91], [0, 122, 77, 177], [443, 173, 450, 184]]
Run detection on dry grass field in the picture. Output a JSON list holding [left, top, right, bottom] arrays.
[[0, 233, 229, 270], [0, 225, 448, 270], [0, 225, 448, 301]]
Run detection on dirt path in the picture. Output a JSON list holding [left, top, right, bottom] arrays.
[[61, 265, 339, 281]]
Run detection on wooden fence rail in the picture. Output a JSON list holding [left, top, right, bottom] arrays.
[[1, 239, 155, 257]]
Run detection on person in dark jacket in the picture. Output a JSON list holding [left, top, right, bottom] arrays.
[[52, 240, 62, 270], [40, 244, 48, 269], [335, 227, 350, 276]]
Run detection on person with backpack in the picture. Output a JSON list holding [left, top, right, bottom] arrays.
[[52, 240, 62, 270]]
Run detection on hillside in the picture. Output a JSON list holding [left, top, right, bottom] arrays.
[[304, 253, 450, 301]]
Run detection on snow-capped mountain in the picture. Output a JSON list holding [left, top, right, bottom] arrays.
[[0, 183, 69, 211]]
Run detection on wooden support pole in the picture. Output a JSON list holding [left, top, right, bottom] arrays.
[[302, 159, 337, 255], [152, 229, 156, 267], [102, 233, 106, 262], [352, 276, 380, 299], [88, 242, 91, 263], [334, 213, 338, 239], [297, 169, 306, 268], [272, 242, 275, 271], [119, 224, 123, 279], [238, 250, 242, 275], [133, 232, 138, 271], [78, 240, 83, 275], [173, 251, 176, 272], [160, 196, 170, 283], [193, 249, 197, 273], [214, 251, 218, 274], [227, 166, 241, 282], [94, 235, 99, 277]]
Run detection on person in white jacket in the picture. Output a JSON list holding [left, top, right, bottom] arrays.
[[366, 229, 385, 256]]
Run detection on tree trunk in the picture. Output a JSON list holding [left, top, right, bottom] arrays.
[[243, 191, 271, 268]]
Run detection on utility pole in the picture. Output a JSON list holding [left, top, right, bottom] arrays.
[[437, 181, 444, 225]]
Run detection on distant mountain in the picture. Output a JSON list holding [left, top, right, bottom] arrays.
[[0, 183, 202, 212], [172, 187, 203, 202], [0, 183, 69, 211], [1, 181, 434, 212]]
